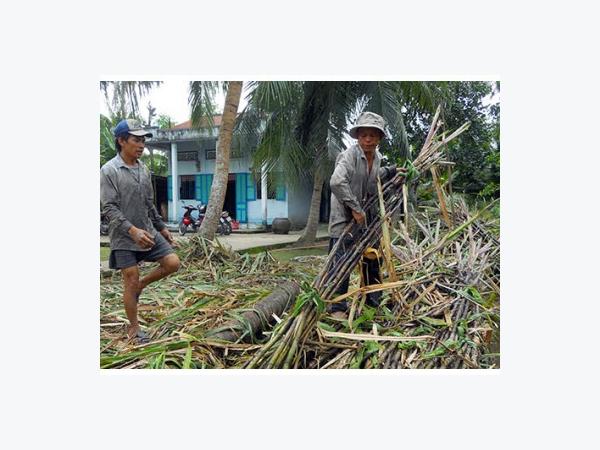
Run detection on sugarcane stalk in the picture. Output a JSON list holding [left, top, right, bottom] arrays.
[[377, 176, 402, 305], [430, 165, 453, 228]]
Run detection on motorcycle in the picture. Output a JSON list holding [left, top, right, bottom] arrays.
[[179, 203, 206, 236], [217, 211, 233, 235]]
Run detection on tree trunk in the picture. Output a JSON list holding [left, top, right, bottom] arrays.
[[207, 281, 300, 342], [296, 169, 324, 245], [199, 81, 243, 240]]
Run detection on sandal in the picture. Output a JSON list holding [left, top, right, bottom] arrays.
[[129, 329, 150, 344]]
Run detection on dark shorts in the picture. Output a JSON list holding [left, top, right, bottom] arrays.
[[109, 232, 174, 270]]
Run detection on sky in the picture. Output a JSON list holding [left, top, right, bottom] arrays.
[[100, 80, 499, 127], [99, 80, 249, 125]]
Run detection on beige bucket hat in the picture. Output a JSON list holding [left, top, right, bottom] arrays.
[[348, 111, 387, 139]]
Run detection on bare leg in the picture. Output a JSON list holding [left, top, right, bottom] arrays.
[[121, 265, 142, 339], [121, 254, 180, 340], [139, 253, 181, 290]]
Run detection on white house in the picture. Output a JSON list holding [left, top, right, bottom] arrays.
[[145, 117, 323, 228]]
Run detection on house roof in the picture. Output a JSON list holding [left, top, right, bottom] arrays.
[[172, 115, 223, 130]]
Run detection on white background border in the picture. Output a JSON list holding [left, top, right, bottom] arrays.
[[2, 1, 598, 449]]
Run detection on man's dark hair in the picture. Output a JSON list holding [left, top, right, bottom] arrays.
[[115, 134, 132, 153]]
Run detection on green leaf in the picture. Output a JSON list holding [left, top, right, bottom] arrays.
[[364, 341, 382, 354], [351, 307, 376, 331], [421, 317, 448, 327], [401, 159, 420, 181], [183, 345, 192, 369], [422, 346, 447, 360], [317, 321, 336, 332], [397, 340, 418, 350], [442, 339, 459, 350], [465, 286, 485, 305]]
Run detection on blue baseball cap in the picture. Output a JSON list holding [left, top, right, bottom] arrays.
[[113, 119, 153, 138]]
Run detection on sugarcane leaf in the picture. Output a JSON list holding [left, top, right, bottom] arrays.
[[350, 344, 369, 369], [351, 308, 376, 331], [397, 340, 418, 350], [422, 346, 447, 360], [485, 291, 498, 308], [442, 339, 459, 350], [381, 306, 395, 321], [183, 344, 193, 369], [317, 321, 336, 332], [465, 286, 485, 304], [364, 341, 382, 354], [421, 317, 448, 327]]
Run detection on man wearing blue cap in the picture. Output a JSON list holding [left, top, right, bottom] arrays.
[[101, 119, 180, 343]]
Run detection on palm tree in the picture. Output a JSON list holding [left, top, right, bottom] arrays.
[[239, 81, 448, 245], [100, 113, 119, 167], [100, 81, 162, 118], [189, 81, 244, 240]]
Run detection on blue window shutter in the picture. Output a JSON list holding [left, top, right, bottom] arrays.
[[235, 173, 248, 223], [167, 176, 173, 201], [194, 174, 214, 204], [275, 183, 286, 201], [195, 175, 202, 201], [247, 173, 256, 201]]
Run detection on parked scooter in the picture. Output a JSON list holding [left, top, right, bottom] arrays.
[[217, 210, 233, 235], [179, 202, 206, 235]]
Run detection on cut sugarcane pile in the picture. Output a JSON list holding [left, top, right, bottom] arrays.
[[244, 106, 494, 368], [244, 195, 499, 369], [310, 196, 499, 369], [100, 197, 499, 369], [99, 236, 322, 368], [99, 106, 500, 369]]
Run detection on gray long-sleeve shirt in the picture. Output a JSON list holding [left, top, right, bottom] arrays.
[[100, 153, 166, 251], [328, 143, 394, 238]]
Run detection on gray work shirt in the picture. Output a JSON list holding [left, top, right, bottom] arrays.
[[329, 143, 392, 238], [100, 153, 166, 251]]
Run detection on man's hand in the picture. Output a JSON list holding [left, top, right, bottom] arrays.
[[351, 209, 366, 225], [129, 226, 155, 249], [397, 167, 408, 177], [160, 228, 176, 247]]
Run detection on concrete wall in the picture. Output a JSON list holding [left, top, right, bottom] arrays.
[[247, 198, 288, 225], [175, 158, 253, 176], [169, 138, 254, 176], [287, 178, 313, 230]]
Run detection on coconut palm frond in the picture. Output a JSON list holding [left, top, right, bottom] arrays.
[[246, 81, 303, 112], [189, 81, 224, 129], [101, 81, 162, 118], [252, 110, 309, 185]]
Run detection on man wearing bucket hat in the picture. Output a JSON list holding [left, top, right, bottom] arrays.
[[328, 111, 406, 319], [101, 119, 180, 343]]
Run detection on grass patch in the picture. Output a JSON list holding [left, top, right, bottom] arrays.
[[269, 245, 328, 262], [100, 246, 111, 261]]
